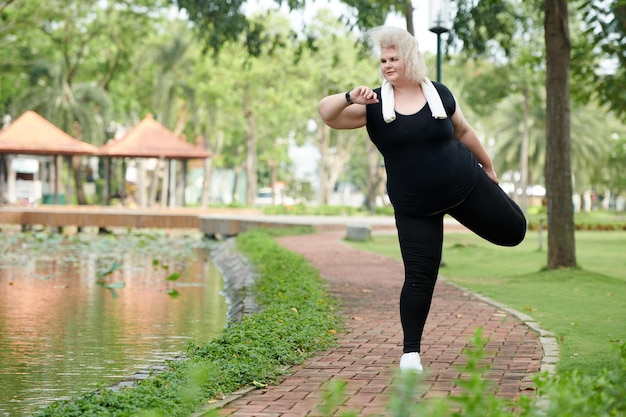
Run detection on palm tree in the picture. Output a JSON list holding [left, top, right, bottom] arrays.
[[11, 60, 112, 205], [133, 24, 197, 207], [493, 89, 615, 202]]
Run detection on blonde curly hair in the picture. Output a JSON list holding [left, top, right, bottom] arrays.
[[367, 26, 428, 84]]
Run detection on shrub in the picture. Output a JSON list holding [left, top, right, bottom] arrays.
[[318, 330, 626, 417]]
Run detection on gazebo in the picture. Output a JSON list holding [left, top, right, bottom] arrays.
[[0, 111, 99, 205], [99, 114, 211, 208]]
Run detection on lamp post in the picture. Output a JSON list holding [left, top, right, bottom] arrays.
[[428, 0, 451, 83]]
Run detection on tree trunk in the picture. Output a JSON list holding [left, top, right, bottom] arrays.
[[54, 155, 62, 203], [179, 160, 187, 206], [321, 130, 355, 204], [160, 159, 169, 207], [120, 158, 127, 207], [520, 84, 530, 214], [405, 1, 415, 35], [365, 140, 385, 213], [137, 158, 147, 208], [149, 157, 164, 207], [169, 159, 177, 207], [232, 163, 244, 204], [544, 0, 577, 268], [317, 123, 331, 204], [65, 157, 71, 203], [244, 84, 257, 205], [71, 156, 87, 205], [200, 131, 223, 207], [104, 157, 111, 205], [268, 160, 279, 204], [0, 155, 6, 205], [200, 155, 212, 208]]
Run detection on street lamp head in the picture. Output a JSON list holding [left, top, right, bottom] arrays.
[[428, 0, 452, 34], [428, 0, 452, 83], [429, 25, 450, 35]]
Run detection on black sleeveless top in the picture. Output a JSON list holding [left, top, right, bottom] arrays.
[[365, 82, 480, 215]]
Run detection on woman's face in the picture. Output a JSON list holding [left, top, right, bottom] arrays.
[[380, 46, 406, 84]]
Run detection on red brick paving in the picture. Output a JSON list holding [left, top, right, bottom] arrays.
[[217, 231, 543, 416]]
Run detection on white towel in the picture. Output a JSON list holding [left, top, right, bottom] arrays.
[[381, 77, 448, 123]]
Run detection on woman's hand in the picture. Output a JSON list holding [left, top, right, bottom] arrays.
[[483, 166, 499, 184], [348, 86, 379, 105], [319, 86, 377, 130]]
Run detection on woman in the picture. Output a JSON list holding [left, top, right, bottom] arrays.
[[318, 26, 527, 373]]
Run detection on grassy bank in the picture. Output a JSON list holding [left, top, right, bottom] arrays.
[[36, 228, 341, 417], [346, 230, 626, 375]]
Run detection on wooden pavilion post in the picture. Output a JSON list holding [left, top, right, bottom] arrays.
[[181, 159, 188, 207], [104, 157, 111, 205], [54, 155, 62, 203], [160, 159, 170, 208], [0, 155, 6, 205]]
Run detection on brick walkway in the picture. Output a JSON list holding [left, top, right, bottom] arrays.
[[217, 231, 545, 416]]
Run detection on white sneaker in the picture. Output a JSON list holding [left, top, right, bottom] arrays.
[[399, 352, 424, 373]]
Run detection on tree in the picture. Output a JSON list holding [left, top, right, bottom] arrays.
[[186, 54, 240, 206], [181, 10, 313, 206], [297, 9, 381, 205], [590, 128, 626, 205], [340, 0, 414, 32], [2, 0, 172, 205], [11, 61, 112, 205], [132, 22, 198, 207], [173, 0, 312, 57], [336, 0, 581, 267], [448, 0, 577, 267], [173, 0, 254, 56], [234, 12, 313, 204], [603, 136, 626, 198], [579, 0, 626, 120], [167, 1, 400, 205], [445, 41, 544, 214], [544, 0, 576, 268]]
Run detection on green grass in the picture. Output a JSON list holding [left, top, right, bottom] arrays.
[[346, 230, 626, 375]]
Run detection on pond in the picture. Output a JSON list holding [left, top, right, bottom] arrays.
[[0, 228, 228, 417]]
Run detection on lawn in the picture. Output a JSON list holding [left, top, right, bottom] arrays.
[[346, 229, 626, 375]]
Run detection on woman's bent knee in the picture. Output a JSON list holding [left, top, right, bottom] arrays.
[[500, 216, 527, 246]]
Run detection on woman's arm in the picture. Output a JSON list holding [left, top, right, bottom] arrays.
[[318, 86, 378, 130], [451, 103, 499, 183]]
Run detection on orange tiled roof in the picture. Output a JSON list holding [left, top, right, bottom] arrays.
[[99, 115, 211, 159], [0, 111, 100, 155]]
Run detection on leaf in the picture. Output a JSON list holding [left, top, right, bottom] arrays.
[[107, 288, 119, 299], [166, 272, 181, 281], [152, 259, 159, 267], [97, 261, 121, 278], [252, 380, 267, 388], [165, 289, 180, 298], [96, 281, 125, 289]]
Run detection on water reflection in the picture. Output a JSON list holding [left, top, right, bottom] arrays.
[[0, 230, 227, 416]]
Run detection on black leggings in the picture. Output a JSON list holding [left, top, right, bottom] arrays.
[[395, 170, 527, 353]]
